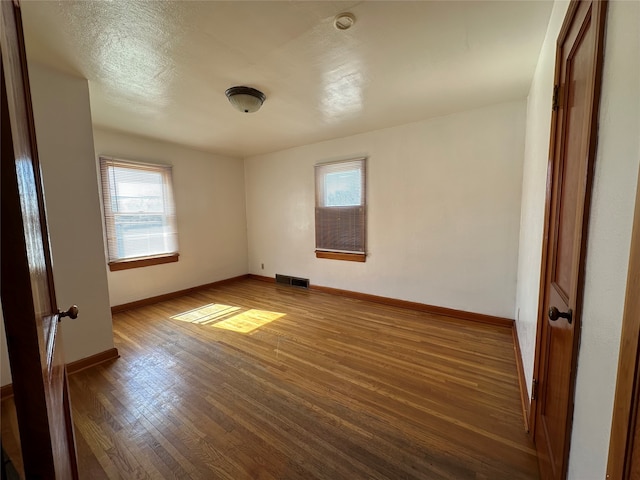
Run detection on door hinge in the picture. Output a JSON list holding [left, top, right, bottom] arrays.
[[552, 84, 560, 111], [532, 378, 539, 401]]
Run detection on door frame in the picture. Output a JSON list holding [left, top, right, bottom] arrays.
[[528, 0, 608, 453], [606, 165, 640, 478]]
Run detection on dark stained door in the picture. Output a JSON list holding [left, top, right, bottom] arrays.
[[1, 1, 79, 478], [532, 1, 607, 479]]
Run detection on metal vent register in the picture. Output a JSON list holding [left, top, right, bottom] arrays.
[[275, 274, 309, 289]]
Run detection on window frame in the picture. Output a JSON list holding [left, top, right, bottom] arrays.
[[98, 156, 179, 272], [314, 157, 367, 262]]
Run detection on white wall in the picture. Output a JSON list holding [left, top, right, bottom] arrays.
[[93, 129, 248, 306], [568, 1, 640, 477], [515, 1, 640, 477], [515, 0, 570, 399], [245, 100, 526, 318], [28, 63, 114, 364], [1, 61, 115, 379]]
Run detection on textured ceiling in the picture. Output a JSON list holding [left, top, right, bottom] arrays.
[[21, 1, 553, 158]]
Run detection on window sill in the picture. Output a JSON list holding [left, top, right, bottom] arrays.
[[108, 253, 179, 272], [315, 251, 366, 262]]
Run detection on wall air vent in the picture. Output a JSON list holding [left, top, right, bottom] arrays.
[[275, 274, 309, 289]]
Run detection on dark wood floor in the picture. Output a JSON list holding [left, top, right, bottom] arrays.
[[3, 278, 538, 479]]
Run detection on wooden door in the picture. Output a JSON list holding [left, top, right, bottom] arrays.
[[1, 1, 80, 478], [532, 1, 607, 479]]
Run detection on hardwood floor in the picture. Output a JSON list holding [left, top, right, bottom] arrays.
[[2, 278, 538, 479]]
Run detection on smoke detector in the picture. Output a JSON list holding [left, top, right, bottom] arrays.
[[334, 12, 356, 30]]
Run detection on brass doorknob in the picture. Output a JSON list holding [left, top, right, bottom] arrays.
[[58, 305, 79, 320], [548, 306, 572, 324]]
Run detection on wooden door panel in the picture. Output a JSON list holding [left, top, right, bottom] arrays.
[[1, 1, 79, 477], [533, 1, 607, 479], [540, 311, 572, 476], [552, 12, 592, 300], [552, 4, 593, 295]]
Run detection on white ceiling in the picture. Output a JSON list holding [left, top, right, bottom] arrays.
[[21, 1, 553, 158]]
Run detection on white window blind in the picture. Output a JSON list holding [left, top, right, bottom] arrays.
[[99, 157, 178, 263], [315, 158, 366, 254]]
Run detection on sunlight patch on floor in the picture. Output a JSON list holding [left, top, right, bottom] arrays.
[[170, 304, 285, 333], [171, 303, 240, 324], [212, 309, 285, 333]]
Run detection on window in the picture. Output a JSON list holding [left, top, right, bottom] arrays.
[[314, 158, 366, 262], [99, 157, 179, 271]]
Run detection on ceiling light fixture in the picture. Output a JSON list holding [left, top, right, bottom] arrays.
[[334, 12, 356, 30], [225, 86, 266, 113]]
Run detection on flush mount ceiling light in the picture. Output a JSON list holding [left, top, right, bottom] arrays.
[[225, 86, 266, 113], [334, 12, 356, 30]]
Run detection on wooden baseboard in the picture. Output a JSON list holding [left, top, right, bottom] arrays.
[[111, 274, 250, 313], [1, 383, 13, 401], [512, 324, 530, 432], [1, 347, 120, 401], [248, 274, 275, 283], [67, 347, 120, 375], [248, 274, 513, 328]]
